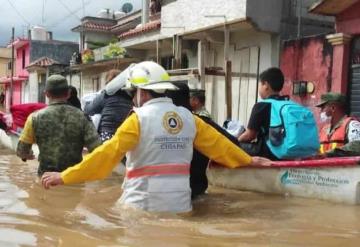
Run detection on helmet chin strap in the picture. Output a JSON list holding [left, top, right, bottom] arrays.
[[136, 88, 142, 107]]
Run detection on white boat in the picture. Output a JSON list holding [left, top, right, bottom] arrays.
[[0, 129, 126, 174], [207, 157, 360, 205], [0, 129, 39, 156]]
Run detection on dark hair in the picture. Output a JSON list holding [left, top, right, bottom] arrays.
[[166, 81, 191, 110], [147, 90, 166, 98], [259, 67, 284, 92], [193, 94, 205, 105], [67, 86, 81, 109]]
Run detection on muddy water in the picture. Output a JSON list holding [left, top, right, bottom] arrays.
[[1, 147, 360, 247]]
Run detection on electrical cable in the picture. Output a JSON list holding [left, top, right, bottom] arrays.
[[5, 0, 31, 25]]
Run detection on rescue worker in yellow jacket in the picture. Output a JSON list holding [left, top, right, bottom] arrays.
[[41, 61, 271, 213], [317, 92, 360, 156]]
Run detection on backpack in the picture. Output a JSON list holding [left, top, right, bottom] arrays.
[[262, 98, 320, 159]]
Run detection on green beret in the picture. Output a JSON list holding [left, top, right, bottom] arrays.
[[316, 92, 346, 107], [45, 74, 69, 92], [189, 89, 205, 98]]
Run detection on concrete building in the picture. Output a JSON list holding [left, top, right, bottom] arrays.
[[0, 47, 11, 78], [121, 0, 333, 124], [73, 0, 333, 125], [69, 10, 141, 98], [280, 0, 360, 124], [0, 27, 78, 109]]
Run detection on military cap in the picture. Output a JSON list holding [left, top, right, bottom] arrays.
[[45, 74, 69, 92], [316, 92, 347, 107], [189, 89, 206, 98]]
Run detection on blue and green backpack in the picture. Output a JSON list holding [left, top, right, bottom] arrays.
[[262, 98, 320, 159]]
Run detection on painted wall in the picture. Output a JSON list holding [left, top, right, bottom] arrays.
[[199, 30, 279, 125], [280, 36, 333, 125], [28, 72, 39, 103], [12, 81, 22, 105], [0, 58, 11, 78], [247, 0, 283, 33], [16, 44, 30, 78], [0, 47, 11, 77], [336, 1, 360, 35], [161, 0, 247, 37], [84, 32, 115, 50], [30, 40, 79, 64]]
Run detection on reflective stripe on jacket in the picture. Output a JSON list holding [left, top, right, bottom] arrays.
[[319, 117, 353, 153]]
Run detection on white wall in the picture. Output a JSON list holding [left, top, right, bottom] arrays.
[[85, 32, 115, 50], [202, 30, 279, 126], [28, 72, 39, 103], [161, 0, 247, 37]]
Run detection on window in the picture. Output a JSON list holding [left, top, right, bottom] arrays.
[[22, 49, 26, 69], [352, 36, 360, 65], [150, 0, 161, 16], [7, 61, 12, 70]]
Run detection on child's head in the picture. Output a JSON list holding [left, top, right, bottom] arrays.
[[258, 67, 284, 99]]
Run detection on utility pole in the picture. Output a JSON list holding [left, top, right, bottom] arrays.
[[10, 27, 15, 107], [297, 0, 302, 39]]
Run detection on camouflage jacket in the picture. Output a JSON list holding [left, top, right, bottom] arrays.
[[23, 102, 101, 175]]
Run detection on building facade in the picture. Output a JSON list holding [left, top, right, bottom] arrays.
[[0, 31, 78, 109], [280, 0, 360, 124], [73, 0, 333, 125]]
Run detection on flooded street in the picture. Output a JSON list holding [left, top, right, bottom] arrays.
[[1, 146, 360, 246]]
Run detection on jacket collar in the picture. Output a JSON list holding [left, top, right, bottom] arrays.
[[142, 97, 173, 107]]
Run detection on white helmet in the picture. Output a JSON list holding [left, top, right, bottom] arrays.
[[124, 61, 178, 93]]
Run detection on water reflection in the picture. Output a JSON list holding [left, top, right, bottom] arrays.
[[0, 146, 360, 246]]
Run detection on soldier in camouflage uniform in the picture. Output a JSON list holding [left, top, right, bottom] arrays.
[[189, 89, 212, 119], [17, 75, 101, 175]]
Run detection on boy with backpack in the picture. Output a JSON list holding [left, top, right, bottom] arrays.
[[238, 67, 319, 160]]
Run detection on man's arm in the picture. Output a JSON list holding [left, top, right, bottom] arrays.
[[238, 129, 258, 142], [83, 115, 102, 152], [84, 91, 105, 116], [41, 113, 140, 188], [193, 116, 271, 168], [238, 102, 268, 142], [16, 114, 35, 161]]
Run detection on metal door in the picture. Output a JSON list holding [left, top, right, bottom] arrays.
[[349, 37, 360, 117]]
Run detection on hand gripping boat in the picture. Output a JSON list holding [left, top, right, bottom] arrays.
[[207, 157, 360, 205]]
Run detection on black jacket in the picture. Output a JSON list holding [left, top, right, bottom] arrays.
[[84, 90, 133, 134]]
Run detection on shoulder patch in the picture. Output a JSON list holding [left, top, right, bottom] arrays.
[[347, 120, 360, 142]]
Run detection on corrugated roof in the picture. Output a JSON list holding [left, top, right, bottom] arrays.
[[119, 20, 161, 39], [72, 22, 114, 33], [26, 57, 61, 68], [309, 0, 359, 16]]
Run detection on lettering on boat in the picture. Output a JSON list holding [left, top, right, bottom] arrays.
[[280, 169, 350, 188]]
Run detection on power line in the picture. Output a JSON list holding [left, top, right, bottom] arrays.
[[82, 0, 85, 17], [42, 0, 46, 25], [6, 0, 31, 25], [48, 0, 93, 28], [56, 0, 82, 20]]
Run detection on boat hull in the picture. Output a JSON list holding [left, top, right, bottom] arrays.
[[0, 129, 39, 156], [208, 165, 360, 204]]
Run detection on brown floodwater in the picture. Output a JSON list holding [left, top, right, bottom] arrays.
[[1, 146, 360, 247]]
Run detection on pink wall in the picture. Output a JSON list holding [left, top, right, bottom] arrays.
[[15, 43, 30, 78], [336, 1, 360, 35], [4, 81, 22, 109], [12, 81, 22, 105], [280, 36, 333, 126]]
